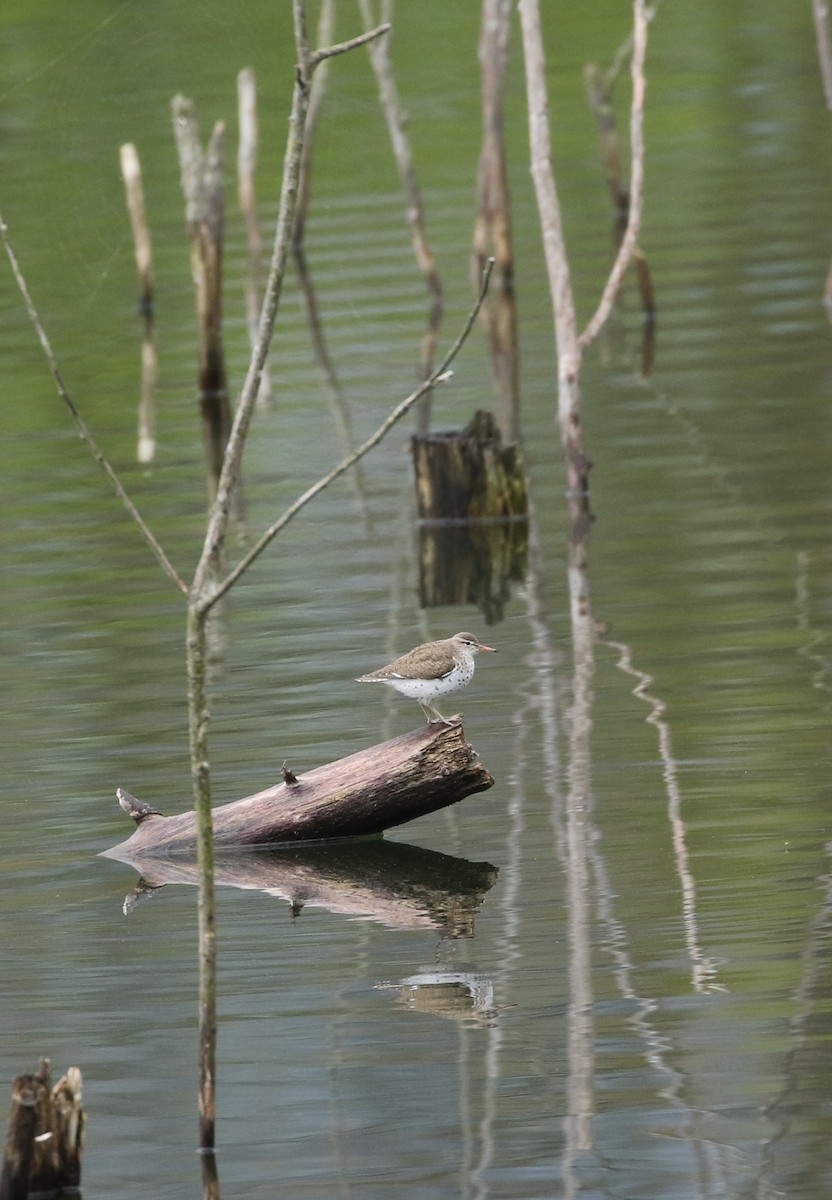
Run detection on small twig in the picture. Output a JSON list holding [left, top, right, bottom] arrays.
[[202, 259, 495, 613], [578, 0, 649, 350], [309, 21, 389, 66], [0, 213, 189, 597]]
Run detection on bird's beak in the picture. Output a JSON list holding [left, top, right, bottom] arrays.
[[480, 643, 497, 653]]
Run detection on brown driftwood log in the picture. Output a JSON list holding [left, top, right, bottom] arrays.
[[1, 1059, 84, 1200], [104, 719, 494, 859]]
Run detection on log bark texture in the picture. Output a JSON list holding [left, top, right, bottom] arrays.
[[411, 409, 527, 522], [105, 720, 494, 858]]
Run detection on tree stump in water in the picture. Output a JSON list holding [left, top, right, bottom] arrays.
[[411, 408, 527, 522], [1, 1059, 84, 1200], [104, 719, 494, 858], [411, 409, 527, 619]]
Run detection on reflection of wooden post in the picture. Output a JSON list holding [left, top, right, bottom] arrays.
[[171, 95, 231, 496], [119, 143, 154, 315], [1, 1059, 85, 1199], [417, 520, 526, 622]]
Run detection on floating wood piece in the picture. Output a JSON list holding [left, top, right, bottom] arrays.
[[1, 1059, 84, 1200], [104, 720, 493, 858]]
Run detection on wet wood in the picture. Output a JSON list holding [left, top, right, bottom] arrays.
[[105, 720, 494, 858], [417, 519, 527, 622], [411, 409, 527, 522], [1, 1059, 84, 1200]]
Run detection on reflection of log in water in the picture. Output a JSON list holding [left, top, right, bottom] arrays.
[[109, 840, 498, 938], [104, 720, 494, 858]]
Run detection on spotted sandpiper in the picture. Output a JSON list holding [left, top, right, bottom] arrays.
[[356, 631, 496, 724]]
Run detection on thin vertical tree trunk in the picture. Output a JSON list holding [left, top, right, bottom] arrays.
[[172, 98, 231, 498], [358, 0, 443, 432], [473, 0, 520, 442], [517, 0, 587, 502], [237, 68, 273, 404]]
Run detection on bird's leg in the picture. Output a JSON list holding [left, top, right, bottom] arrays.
[[420, 701, 457, 726]]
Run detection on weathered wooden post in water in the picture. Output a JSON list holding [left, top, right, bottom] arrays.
[[0, 1060, 84, 1200], [411, 409, 528, 621]]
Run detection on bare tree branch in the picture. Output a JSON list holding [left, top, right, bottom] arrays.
[[358, 0, 444, 431], [310, 20, 390, 66], [578, 0, 649, 350], [0, 214, 189, 597], [191, 8, 391, 599], [202, 258, 495, 614], [517, 0, 584, 491]]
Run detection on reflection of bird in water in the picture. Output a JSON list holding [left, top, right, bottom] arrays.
[[356, 631, 496, 724], [377, 969, 499, 1026]]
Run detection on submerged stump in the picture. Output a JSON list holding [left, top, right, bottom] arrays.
[[411, 408, 527, 522], [104, 720, 494, 858], [1, 1059, 84, 1200], [411, 409, 527, 619]]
